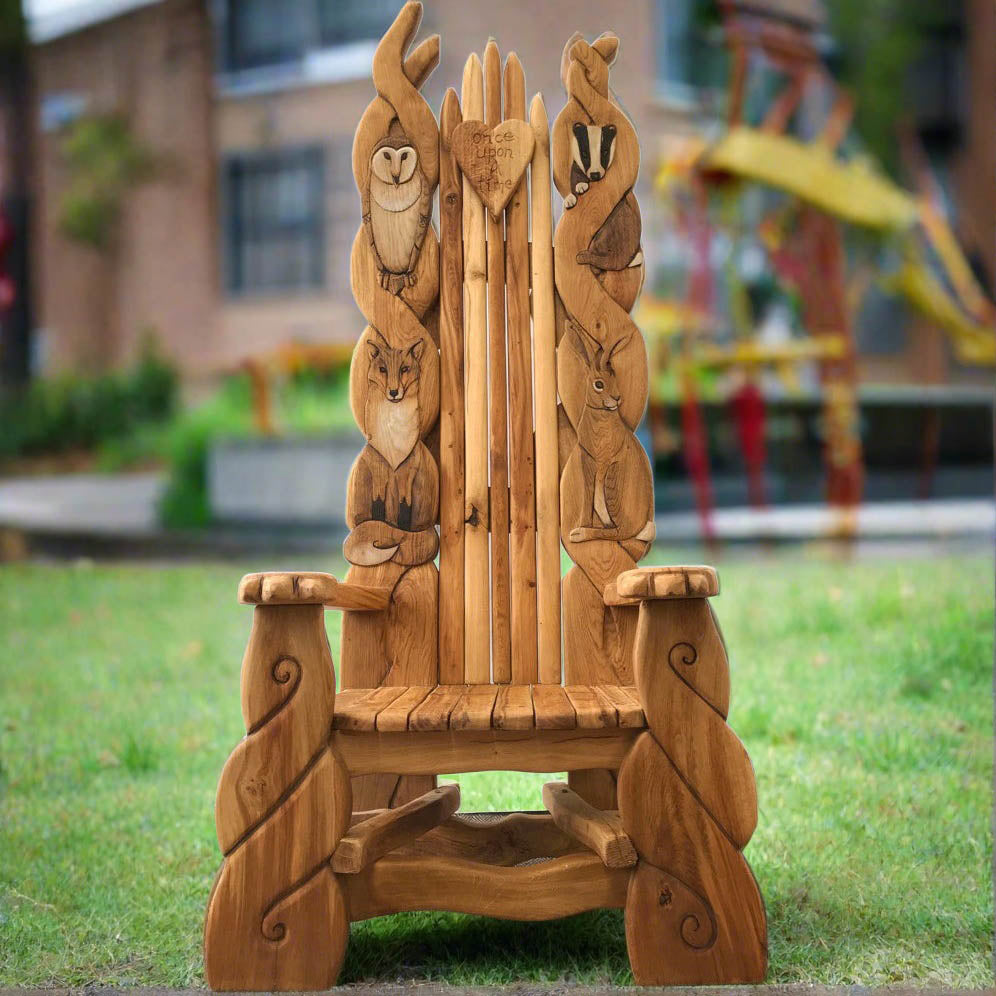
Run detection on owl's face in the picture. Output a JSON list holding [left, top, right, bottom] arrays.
[[371, 145, 418, 186]]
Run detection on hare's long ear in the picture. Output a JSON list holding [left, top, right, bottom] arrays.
[[560, 31, 584, 92], [592, 33, 619, 66], [608, 331, 634, 362], [567, 319, 593, 367]]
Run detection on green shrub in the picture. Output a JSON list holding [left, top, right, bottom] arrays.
[[157, 368, 354, 529], [0, 344, 178, 461]]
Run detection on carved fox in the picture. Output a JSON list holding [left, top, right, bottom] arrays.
[[345, 330, 438, 566], [565, 321, 655, 545]]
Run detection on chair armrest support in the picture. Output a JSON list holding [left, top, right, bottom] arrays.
[[332, 783, 461, 873], [604, 566, 719, 606], [238, 571, 392, 611]]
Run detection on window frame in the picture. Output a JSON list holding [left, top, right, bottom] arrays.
[[221, 145, 327, 299]]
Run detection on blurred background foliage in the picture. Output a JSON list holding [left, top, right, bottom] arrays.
[[828, 0, 961, 179], [58, 114, 159, 249]]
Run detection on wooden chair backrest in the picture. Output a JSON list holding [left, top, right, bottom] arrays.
[[340, 4, 653, 693]]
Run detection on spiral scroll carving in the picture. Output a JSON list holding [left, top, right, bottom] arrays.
[[205, 605, 352, 989], [620, 731, 766, 984], [668, 642, 698, 670], [245, 656, 301, 735]]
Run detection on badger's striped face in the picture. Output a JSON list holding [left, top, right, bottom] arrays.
[[571, 122, 617, 182]]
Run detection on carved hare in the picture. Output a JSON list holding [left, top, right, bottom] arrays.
[[566, 322, 655, 545]]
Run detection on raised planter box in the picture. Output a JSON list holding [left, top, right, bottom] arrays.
[[208, 433, 363, 527]]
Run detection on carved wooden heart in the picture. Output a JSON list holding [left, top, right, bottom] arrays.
[[451, 119, 535, 218]]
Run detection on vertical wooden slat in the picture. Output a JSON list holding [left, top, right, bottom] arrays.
[[529, 94, 562, 684], [484, 39, 511, 684], [503, 53, 538, 685], [461, 53, 491, 684], [438, 88, 465, 684]]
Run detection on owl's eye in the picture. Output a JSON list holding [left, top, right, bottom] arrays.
[[382, 150, 391, 160], [400, 365, 410, 374], [400, 151, 409, 160], [379, 366, 387, 374], [593, 379, 604, 391]]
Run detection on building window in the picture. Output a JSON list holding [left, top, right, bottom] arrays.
[[224, 148, 325, 295], [222, 0, 398, 73], [655, 0, 727, 102], [316, 0, 399, 49]]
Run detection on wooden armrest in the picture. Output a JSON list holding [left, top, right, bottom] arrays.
[[542, 781, 637, 869], [332, 783, 461, 874], [238, 571, 391, 611], [604, 566, 719, 606]]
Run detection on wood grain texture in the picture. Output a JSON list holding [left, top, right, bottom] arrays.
[[340, 562, 438, 691], [504, 54, 539, 686], [568, 768, 618, 810], [461, 51, 491, 684], [450, 119, 535, 218], [617, 565, 719, 600], [563, 684, 616, 729], [492, 682, 534, 730], [340, 2, 442, 814], [343, 0, 441, 716], [205, 603, 352, 990], [562, 565, 638, 685], [542, 781, 637, 868], [553, 33, 651, 695], [437, 88, 466, 684], [344, 851, 629, 922], [596, 683, 645, 727], [334, 683, 636, 733], [619, 732, 767, 985], [634, 600, 756, 848], [332, 783, 460, 873], [484, 38, 512, 685], [334, 685, 406, 732], [238, 572, 390, 611], [529, 93, 563, 685], [398, 811, 578, 865], [375, 684, 433, 732], [334, 727, 640, 775], [409, 683, 465, 731], [449, 683, 499, 730], [531, 683, 577, 730], [350, 772, 436, 815]]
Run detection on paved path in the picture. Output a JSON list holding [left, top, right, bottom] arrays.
[[655, 497, 995, 542], [0, 472, 164, 536], [0, 472, 991, 549]]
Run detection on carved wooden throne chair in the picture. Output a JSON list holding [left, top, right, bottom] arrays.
[[204, 4, 766, 988]]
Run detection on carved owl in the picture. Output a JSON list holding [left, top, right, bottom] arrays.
[[366, 118, 432, 293]]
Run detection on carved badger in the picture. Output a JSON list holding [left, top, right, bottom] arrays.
[[566, 123, 644, 272], [565, 122, 616, 209]]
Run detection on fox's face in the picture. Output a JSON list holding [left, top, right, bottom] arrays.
[[366, 331, 424, 402]]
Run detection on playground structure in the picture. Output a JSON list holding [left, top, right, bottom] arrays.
[[639, 0, 996, 535]]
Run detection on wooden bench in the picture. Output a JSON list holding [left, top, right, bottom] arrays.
[[204, 6, 766, 989]]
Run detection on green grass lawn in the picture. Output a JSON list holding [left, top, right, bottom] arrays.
[[0, 551, 992, 987]]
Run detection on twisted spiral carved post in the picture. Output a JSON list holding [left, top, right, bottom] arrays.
[[618, 595, 768, 984], [552, 34, 653, 691], [204, 604, 352, 990], [340, 2, 441, 809]]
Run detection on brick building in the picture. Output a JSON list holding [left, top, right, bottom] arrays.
[[21, 0, 996, 391]]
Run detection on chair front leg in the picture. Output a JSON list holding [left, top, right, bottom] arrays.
[[618, 590, 768, 985], [205, 603, 352, 991]]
